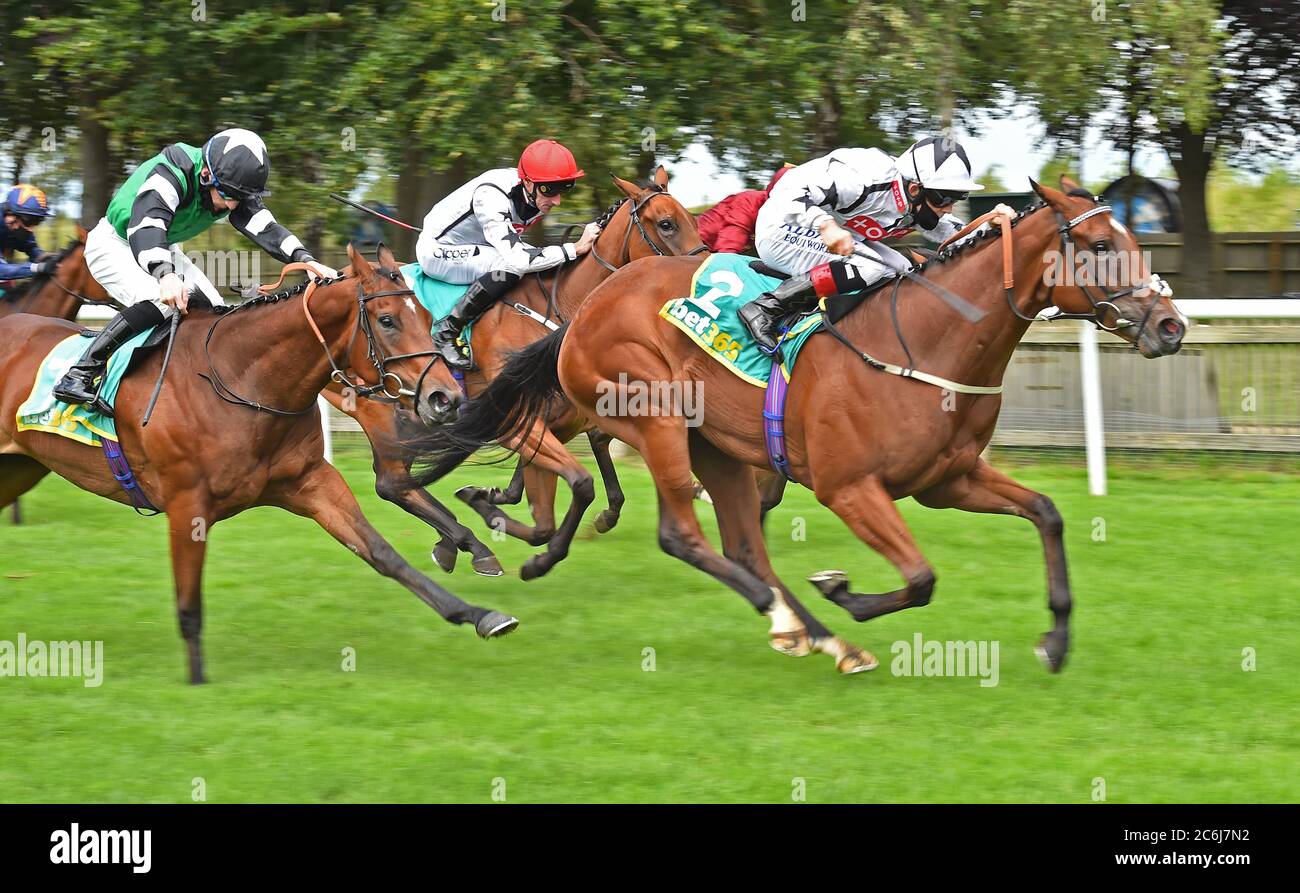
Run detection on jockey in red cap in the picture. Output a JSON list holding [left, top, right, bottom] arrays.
[[418, 139, 600, 369]]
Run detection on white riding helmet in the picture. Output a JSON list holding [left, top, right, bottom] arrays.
[[897, 136, 984, 193]]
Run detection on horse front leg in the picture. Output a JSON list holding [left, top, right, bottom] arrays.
[[809, 474, 938, 624], [166, 493, 213, 684], [271, 461, 518, 640], [915, 458, 1071, 672]]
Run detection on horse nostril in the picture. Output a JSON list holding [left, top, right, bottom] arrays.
[[1159, 317, 1185, 341]]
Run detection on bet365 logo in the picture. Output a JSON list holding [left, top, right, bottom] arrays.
[[665, 269, 744, 361]]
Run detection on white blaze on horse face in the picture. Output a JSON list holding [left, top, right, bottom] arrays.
[[405, 297, 416, 314]]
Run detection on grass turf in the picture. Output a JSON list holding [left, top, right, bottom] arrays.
[[1, 443, 1296, 803]]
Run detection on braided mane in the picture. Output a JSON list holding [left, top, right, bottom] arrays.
[[919, 200, 1048, 271]]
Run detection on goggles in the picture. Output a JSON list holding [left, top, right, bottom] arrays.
[[923, 189, 968, 208], [535, 179, 577, 197]]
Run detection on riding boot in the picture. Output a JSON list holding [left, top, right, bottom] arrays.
[[738, 273, 819, 356], [51, 312, 142, 417], [431, 275, 513, 370]]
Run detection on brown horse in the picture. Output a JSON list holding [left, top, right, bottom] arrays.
[[0, 238, 115, 323], [397, 167, 706, 580], [0, 243, 515, 684], [431, 178, 1187, 674]]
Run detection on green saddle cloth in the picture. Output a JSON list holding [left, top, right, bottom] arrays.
[[657, 253, 823, 387], [16, 327, 157, 446]]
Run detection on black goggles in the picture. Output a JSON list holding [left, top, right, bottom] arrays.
[[535, 179, 577, 197], [15, 213, 45, 227], [923, 189, 968, 208]]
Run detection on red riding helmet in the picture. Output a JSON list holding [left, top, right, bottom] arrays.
[[517, 140, 585, 183]]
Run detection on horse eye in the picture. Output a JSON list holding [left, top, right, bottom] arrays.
[[1093, 240, 1110, 253], [658, 219, 675, 232], [379, 315, 396, 328]]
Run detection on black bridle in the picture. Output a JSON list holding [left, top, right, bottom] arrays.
[[1007, 203, 1174, 350], [201, 274, 436, 415], [588, 186, 708, 273]]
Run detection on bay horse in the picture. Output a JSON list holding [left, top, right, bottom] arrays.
[[393, 166, 706, 580], [0, 243, 515, 684], [0, 237, 116, 323], [427, 177, 1187, 674], [1, 238, 116, 522]]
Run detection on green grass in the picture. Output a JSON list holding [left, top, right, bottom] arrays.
[[1, 443, 1296, 803]]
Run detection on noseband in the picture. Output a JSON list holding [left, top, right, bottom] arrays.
[[1009, 203, 1173, 350]]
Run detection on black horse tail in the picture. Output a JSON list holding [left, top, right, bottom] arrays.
[[406, 322, 570, 487]]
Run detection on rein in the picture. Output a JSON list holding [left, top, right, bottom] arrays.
[[200, 263, 431, 415], [817, 198, 1173, 394], [529, 187, 708, 329]]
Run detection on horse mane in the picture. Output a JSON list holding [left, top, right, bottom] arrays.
[[919, 199, 1048, 271]]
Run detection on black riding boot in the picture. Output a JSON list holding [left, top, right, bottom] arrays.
[[51, 312, 140, 417], [431, 273, 518, 370], [737, 273, 819, 356]]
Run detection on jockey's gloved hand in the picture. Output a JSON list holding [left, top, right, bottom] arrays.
[[303, 260, 339, 282], [817, 219, 855, 256], [30, 258, 58, 276]]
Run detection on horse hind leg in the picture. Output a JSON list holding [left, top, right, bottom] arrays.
[[458, 464, 558, 548], [914, 458, 1072, 672], [0, 455, 50, 512], [588, 430, 626, 534], [689, 433, 876, 674]]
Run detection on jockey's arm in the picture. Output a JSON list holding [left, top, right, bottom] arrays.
[[229, 197, 315, 266], [123, 161, 188, 281], [473, 185, 576, 275], [0, 228, 46, 278]]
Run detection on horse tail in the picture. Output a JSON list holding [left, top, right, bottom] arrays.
[[406, 322, 570, 486]]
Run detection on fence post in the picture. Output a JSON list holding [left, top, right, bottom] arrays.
[[319, 396, 333, 465], [1079, 321, 1107, 496]]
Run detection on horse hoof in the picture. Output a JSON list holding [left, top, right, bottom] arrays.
[[769, 629, 812, 657], [431, 544, 457, 574], [594, 510, 618, 534], [519, 556, 549, 581], [836, 647, 879, 675], [476, 612, 519, 639], [808, 569, 848, 599], [472, 555, 505, 577], [1035, 633, 1068, 673]]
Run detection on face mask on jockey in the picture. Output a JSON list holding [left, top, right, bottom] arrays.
[[907, 181, 942, 230]]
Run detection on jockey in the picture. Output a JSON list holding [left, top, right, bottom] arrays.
[[53, 128, 336, 415], [739, 136, 1012, 354], [697, 164, 792, 254], [417, 139, 602, 369], [0, 184, 56, 281]]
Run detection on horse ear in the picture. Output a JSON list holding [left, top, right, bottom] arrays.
[[1030, 177, 1068, 211], [653, 165, 669, 188], [76, 224, 88, 241], [610, 172, 640, 199], [375, 242, 398, 271], [1059, 174, 1083, 193], [346, 242, 377, 285]]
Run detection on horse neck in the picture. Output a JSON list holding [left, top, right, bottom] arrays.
[[4, 277, 79, 321], [839, 210, 1060, 390], [214, 280, 360, 412], [519, 202, 636, 320]]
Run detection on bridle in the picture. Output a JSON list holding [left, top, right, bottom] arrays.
[[588, 186, 708, 273], [1007, 202, 1173, 350], [202, 264, 437, 415]]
